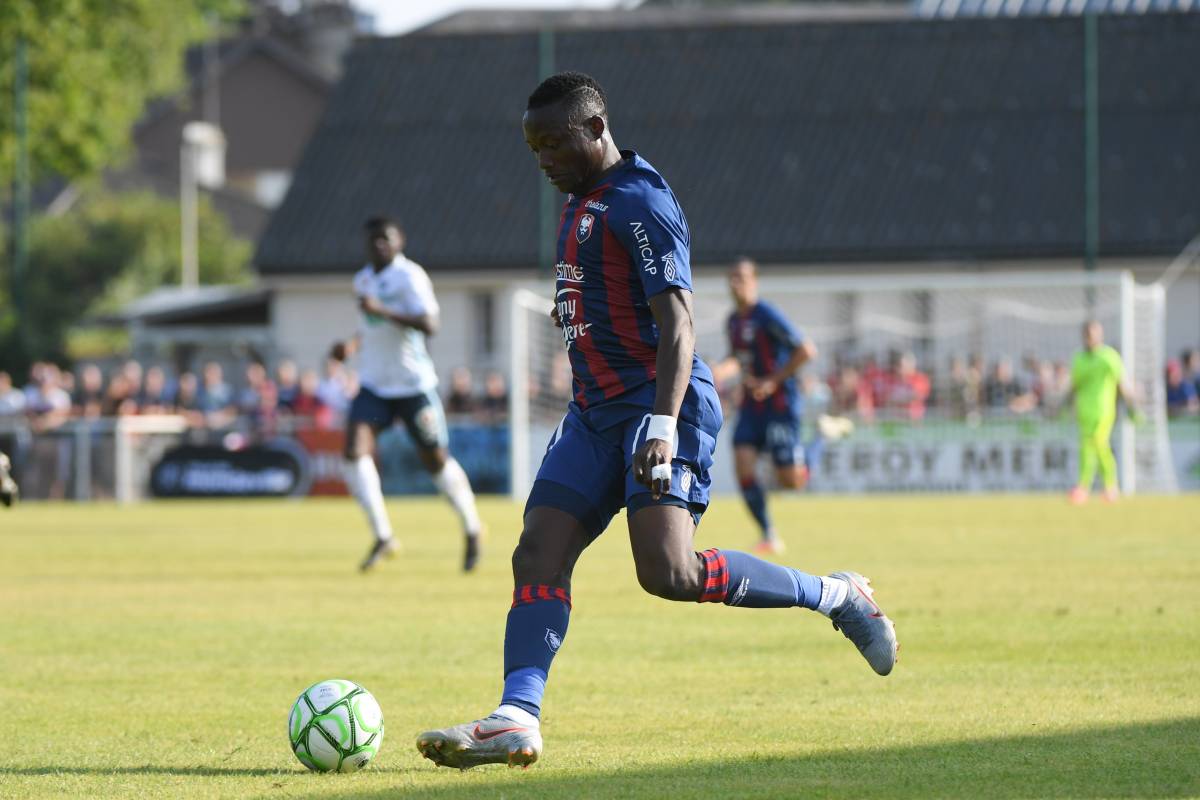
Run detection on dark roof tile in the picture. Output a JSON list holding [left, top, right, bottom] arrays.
[[256, 13, 1200, 274]]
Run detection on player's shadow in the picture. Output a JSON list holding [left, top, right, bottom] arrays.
[[270, 716, 1200, 800]]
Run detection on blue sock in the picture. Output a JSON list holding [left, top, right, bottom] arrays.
[[500, 585, 571, 718], [805, 436, 824, 483], [697, 548, 822, 609], [739, 480, 773, 539]]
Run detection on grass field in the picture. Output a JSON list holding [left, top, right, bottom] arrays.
[[2, 494, 1198, 799]]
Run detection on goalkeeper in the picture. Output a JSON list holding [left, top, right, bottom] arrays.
[[1070, 320, 1139, 504]]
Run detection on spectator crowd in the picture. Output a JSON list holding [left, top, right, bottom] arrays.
[[809, 350, 1066, 423], [0, 346, 1196, 438], [0, 357, 512, 437], [722, 347, 1200, 423], [0, 357, 353, 435]]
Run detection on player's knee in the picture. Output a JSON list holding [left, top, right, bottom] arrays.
[[511, 538, 539, 581], [344, 425, 373, 459], [511, 531, 569, 585], [777, 465, 805, 489]]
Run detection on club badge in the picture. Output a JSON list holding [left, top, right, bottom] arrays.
[[576, 213, 595, 244]]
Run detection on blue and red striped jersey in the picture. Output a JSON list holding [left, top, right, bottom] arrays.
[[727, 301, 804, 414], [554, 150, 713, 409]]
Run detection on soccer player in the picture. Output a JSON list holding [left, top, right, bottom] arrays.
[[713, 258, 817, 554], [0, 451, 17, 507], [416, 72, 898, 770], [1069, 320, 1138, 504], [341, 217, 483, 572]]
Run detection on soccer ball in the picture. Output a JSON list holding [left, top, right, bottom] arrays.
[[288, 679, 384, 772]]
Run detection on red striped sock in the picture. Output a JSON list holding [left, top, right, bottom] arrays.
[[511, 584, 572, 610], [697, 548, 729, 603]]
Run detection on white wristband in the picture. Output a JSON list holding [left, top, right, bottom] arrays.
[[646, 414, 677, 445]]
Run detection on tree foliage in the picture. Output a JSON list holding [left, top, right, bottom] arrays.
[[0, 191, 252, 374], [0, 0, 243, 183]]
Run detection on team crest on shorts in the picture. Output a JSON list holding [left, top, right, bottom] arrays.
[[680, 465, 693, 493], [576, 213, 595, 244]]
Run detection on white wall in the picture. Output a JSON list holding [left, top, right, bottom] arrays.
[[267, 258, 1199, 387], [691, 257, 1198, 368], [267, 272, 534, 389]]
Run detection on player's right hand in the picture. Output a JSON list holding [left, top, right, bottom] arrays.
[[632, 438, 673, 499], [550, 305, 563, 328]]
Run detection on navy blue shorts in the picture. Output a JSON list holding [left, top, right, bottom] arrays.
[[733, 408, 804, 467], [525, 378, 724, 540], [348, 386, 448, 451]]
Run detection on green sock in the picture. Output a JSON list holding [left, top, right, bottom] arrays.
[[1077, 435, 1098, 490], [1097, 441, 1118, 490]]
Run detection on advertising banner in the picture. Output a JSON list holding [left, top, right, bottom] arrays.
[[294, 429, 349, 496], [150, 439, 311, 497], [809, 427, 1079, 493]]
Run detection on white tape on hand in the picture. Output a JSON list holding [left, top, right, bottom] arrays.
[[650, 463, 671, 483]]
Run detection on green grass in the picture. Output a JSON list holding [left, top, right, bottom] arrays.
[[1, 494, 1198, 799]]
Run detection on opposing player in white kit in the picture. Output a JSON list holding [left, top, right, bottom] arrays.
[[341, 217, 484, 572]]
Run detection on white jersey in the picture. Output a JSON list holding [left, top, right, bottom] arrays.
[[352, 255, 439, 398]]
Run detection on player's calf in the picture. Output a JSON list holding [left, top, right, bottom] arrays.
[[634, 556, 705, 601], [628, 504, 707, 601]]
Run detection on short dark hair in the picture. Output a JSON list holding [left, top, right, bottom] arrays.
[[733, 256, 758, 274], [527, 71, 608, 126], [364, 216, 403, 235]]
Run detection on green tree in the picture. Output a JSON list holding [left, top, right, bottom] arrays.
[[0, 191, 251, 373], [0, 0, 243, 183]]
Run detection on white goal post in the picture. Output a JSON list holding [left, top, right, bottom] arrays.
[[507, 287, 563, 501], [507, 271, 1177, 499]]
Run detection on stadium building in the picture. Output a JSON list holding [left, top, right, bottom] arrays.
[[255, 8, 1200, 377]]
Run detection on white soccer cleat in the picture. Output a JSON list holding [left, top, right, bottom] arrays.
[[828, 571, 899, 676], [416, 714, 542, 770], [359, 537, 398, 572]]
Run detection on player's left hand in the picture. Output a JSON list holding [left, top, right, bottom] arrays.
[[359, 295, 386, 317], [750, 377, 778, 402], [633, 438, 673, 499]]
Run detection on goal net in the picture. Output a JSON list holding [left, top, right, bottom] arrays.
[[508, 271, 1176, 498]]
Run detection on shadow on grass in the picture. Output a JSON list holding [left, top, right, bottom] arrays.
[[0, 766, 289, 777], [274, 716, 1200, 800]]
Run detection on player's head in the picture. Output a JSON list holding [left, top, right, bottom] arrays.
[[523, 71, 613, 194], [728, 257, 759, 308], [365, 216, 404, 267], [1083, 320, 1104, 349]]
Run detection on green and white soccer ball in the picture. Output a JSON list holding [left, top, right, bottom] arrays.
[[288, 679, 384, 773]]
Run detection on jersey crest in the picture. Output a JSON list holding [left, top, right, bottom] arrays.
[[576, 213, 595, 244]]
